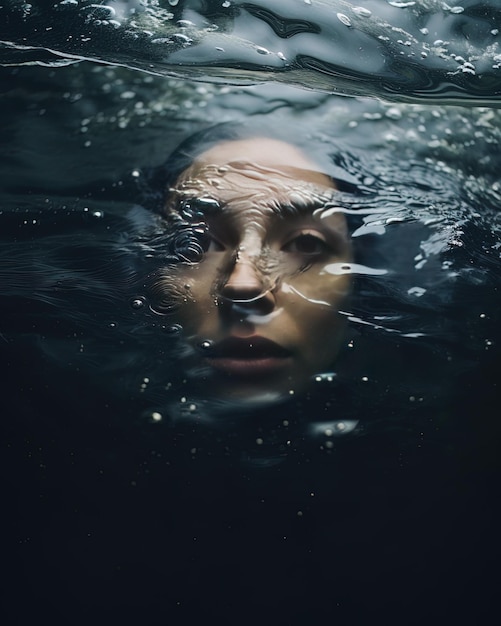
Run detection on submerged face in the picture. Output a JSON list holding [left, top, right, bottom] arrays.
[[159, 137, 352, 407]]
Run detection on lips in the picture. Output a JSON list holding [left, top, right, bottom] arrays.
[[202, 336, 292, 377]]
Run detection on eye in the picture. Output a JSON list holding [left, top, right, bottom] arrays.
[[282, 232, 331, 256]]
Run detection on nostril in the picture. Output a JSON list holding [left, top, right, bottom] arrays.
[[221, 260, 264, 301], [219, 259, 275, 312]]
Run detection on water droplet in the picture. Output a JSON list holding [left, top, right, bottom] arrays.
[[168, 0, 179, 6], [151, 411, 162, 422], [361, 376, 369, 382], [131, 169, 141, 178], [337, 13, 352, 27], [352, 6, 371, 17], [91, 210, 103, 219], [385, 107, 402, 120], [200, 340, 213, 350], [256, 438, 264, 445], [256, 46, 270, 55]]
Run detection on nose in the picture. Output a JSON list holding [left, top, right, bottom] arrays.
[[219, 254, 275, 314]]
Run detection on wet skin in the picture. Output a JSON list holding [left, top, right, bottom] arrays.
[[162, 138, 352, 404]]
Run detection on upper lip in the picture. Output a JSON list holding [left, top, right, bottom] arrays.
[[204, 336, 291, 359]]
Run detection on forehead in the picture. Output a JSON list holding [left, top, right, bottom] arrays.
[[188, 138, 333, 188], [166, 138, 338, 218], [194, 138, 328, 180]]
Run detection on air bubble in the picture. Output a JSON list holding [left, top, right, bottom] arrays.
[[164, 324, 183, 334], [200, 340, 213, 350], [151, 412, 162, 422], [131, 297, 145, 309], [256, 438, 264, 445]]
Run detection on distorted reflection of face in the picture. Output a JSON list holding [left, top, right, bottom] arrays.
[[161, 138, 352, 407]]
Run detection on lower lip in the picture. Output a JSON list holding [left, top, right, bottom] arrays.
[[205, 356, 291, 377]]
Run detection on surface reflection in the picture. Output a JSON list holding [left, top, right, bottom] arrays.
[[148, 135, 352, 411]]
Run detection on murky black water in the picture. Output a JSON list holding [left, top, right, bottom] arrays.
[[1, 2, 501, 624]]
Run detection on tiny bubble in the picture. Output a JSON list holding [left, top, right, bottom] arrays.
[[165, 324, 183, 334], [361, 376, 369, 382], [151, 412, 162, 422], [256, 438, 264, 445], [131, 297, 145, 309]]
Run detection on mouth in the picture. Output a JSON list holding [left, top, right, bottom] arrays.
[[202, 336, 292, 378]]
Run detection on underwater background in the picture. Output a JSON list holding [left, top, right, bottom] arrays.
[[1, 1, 500, 624]]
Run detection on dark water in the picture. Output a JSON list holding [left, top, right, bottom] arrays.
[[1, 2, 501, 624]]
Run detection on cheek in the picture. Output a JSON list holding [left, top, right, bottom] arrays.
[[281, 269, 351, 309], [172, 262, 220, 329], [279, 274, 351, 364]]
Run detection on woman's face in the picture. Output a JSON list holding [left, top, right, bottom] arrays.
[[161, 138, 352, 406]]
